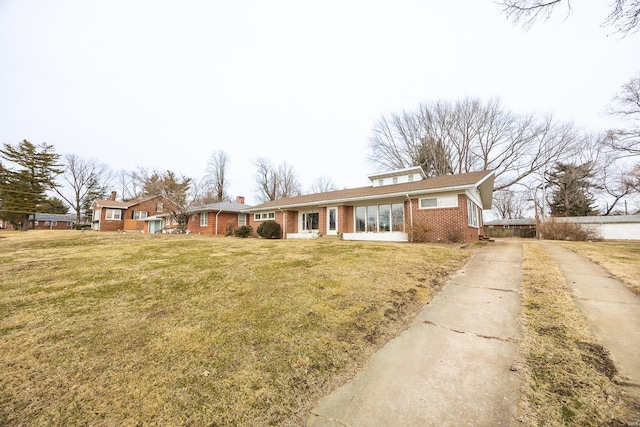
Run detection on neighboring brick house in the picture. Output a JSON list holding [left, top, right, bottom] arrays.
[[186, 197, 252, 235], [29, 213, 78, 230], [247, 167, 495, 243], [91, 192, 176, 232]]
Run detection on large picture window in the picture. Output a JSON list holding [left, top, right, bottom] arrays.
[[356, 203, 404, 233]]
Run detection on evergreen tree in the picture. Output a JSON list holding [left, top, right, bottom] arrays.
[[81, 174, 109, 222], [39, 197, 69, 214], [0, 140, 63, 230], [547, 162, 600, 217]]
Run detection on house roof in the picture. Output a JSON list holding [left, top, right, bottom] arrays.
[[30, 213, 77, 222], [251, 169, 495, 211], [92, 195, 159, 209], [189, 200, 253, 213]]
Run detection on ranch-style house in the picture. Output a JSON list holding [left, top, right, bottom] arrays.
[[247, 167, 495, 243]]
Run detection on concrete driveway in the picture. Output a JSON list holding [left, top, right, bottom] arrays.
[[307, 239, 640, 426], [308, 240, 523, 426]]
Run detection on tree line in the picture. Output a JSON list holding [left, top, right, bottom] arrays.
[[2, 73, 639, 230], [0, 142, 338, 231], [368, 74, 640, 219]]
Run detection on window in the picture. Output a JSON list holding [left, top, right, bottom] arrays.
[[34, 221, 39, 225], [419, 195, 457, 209], [132, 211, 148, 219], [356, 203, 404, 233], [105, 209, 122, 220], [467, 200, 478, 227], [392, 203, 404, 231], [393, 177, 398, 184], [52, 221, 57, 226], [408, 175, 414, 182], [379, 204, 391, 232], [420, 198, 437, 208], [44, 221, 50, 226], [355, 206, 366, 232], [378, 179, 384, 186], [254, 212, 275, 221], [156, 203, 164, 212], [367, 205, 378, 232], [302, 212, 319, 231], [200, 213, 208, 226], [238, 214, 247, 226]]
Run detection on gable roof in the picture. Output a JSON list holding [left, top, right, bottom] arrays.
[[92, 195, 162, 209], [190, 200, 253, 213], [251, 170, 495, 211]]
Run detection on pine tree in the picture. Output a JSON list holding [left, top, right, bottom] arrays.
[[547, 162, 600, 217], [0, 140, 63, 230]]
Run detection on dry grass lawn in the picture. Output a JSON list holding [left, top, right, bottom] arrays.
[[0, 230, 471, 426], [518, 242, 639, 426], [555, 240, 640, 295]]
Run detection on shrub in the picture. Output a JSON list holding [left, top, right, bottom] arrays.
[[225, 220, 236, 237], [539, 219, 600, 241], [257, 220, 282, 239], [234, 225, 253, 238], [411, 223, 433, 243]]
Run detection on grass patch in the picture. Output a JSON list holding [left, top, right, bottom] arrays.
[[555, 240, 640, 296], [518, 242, 638, 426], [0, 230, 470, 426]]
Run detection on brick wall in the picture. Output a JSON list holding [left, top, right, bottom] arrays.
[[187, 212, 241, 235], [407, 194, 481, 243]]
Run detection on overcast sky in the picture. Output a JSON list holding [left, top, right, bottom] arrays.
[[1, 1, 638, 206]]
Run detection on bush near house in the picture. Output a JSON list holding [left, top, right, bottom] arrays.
[[234, 225, 253, 238], [257, 220, 281, 239]]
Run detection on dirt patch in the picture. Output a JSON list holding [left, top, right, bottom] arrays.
[[577, 341, 618, 380]]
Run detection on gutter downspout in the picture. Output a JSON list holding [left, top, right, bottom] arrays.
[[406, 194, 413, 242], [215, 210, 222, 235], [277, 208, 286, 239]]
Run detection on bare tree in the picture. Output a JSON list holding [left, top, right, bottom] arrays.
[[204, 150, 230, 202], [493, 189, 531, 219], [368, 98, 580, 192], [55, 154, 111, 225], [309, 176, 338, 194], [500, 0, 640, 35], [277, 162, 302, 198], [605, 73, 640, 157], [253, 158, 302, 202]]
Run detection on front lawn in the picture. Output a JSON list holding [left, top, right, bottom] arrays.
[[0, 231, 470, 426]]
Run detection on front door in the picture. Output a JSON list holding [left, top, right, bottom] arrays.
[[327, 207, 338, 235]]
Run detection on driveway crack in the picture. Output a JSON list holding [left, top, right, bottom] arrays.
[[423, 320, 516, 343]]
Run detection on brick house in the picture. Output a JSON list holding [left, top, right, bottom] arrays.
[[91, 192, 176, 232], [247, 167, 495, 243], [186, 197, 252, 235], [29, 213, 78, 230]]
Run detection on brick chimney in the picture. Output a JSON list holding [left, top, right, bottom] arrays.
[[236, 196, 245, 204], [110, 191, 117, 201]]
